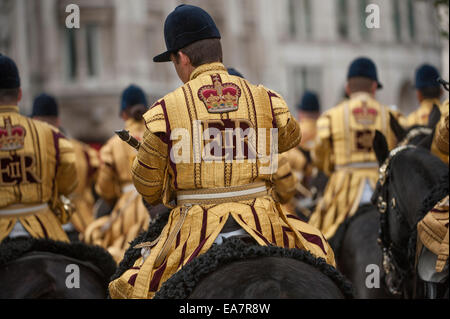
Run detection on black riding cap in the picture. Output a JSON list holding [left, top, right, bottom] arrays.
[[153, 4, 221, 63], [31, 93, 59, 117], [0, 53, 20, 89], [347, 57, 383, 89]]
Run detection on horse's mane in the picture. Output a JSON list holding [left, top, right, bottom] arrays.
[[0, 238, 117, 281], [390, 148, 448, 268], [110, 209, 171, 282], [391, 148, 447, 200], [154, 237, 354, 299], [328, 203, 375, 258]]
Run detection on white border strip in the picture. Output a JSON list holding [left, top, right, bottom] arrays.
[[178, 186, 267, 201], [0, 203, 48, 216]]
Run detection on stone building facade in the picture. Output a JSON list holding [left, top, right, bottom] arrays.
[[0, 0, 446, 143]]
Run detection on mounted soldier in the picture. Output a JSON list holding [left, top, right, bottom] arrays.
[[309, 57, 403, 239], [0, 54, 78, 242], [108, 4, 335, 299], [84, 84, 150, 262], [30, 93, 100, 239]]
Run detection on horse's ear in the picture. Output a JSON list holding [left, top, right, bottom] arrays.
[[389, 113, 406, 142], [373, 130, 389, 165], [428, 104, 441, 129], [417, 131, 434, 150], [299, 147, 312, 163]]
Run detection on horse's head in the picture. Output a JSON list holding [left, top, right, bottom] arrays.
[[371, 130, 447, 297], [389, 105, 441, 148]]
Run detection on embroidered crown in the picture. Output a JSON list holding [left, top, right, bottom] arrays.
[[0, 117, 26, 151], [352, 102, 378, 125], [198, 74, 241, 113]]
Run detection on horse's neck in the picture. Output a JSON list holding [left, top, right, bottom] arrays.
[[393, 163, 436, 228]]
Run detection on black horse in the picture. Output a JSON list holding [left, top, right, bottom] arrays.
[[330, 204, 394, 299], [0, 238, 116, 299], [371, 131, 448, 298], [111, 211, 353, 299], [156, 238, 353, 299]]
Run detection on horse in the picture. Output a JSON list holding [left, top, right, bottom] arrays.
[[111, 211, 354, 299], [328, 203, 395, 299], [371, 130, 448, 298], [0, 237, 117, 299]]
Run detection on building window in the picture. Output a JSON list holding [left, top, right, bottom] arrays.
[[287, 0, 313, 40], [64, 24, 101, 81], [86, 24, 100, 77], [290, 66, 322, 111], [304, 0, 312, 40], [65, 28, 77, 81], [359, 0, 369, 39], [337, 0, 349, 40], [407, 0, 415, 41], [288, 0, 297, 37], [392, 0, 402, 42]]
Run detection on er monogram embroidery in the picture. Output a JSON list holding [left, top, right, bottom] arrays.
[[0, 117, 26, 151], [354, 129, 374, 152], [198, 74, 241, 113], [0, 153, 41, 185]]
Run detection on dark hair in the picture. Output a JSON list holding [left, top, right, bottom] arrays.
[[0, 88, 20, 104], [176, 38, 223, 67], [347, 77, 376, 94], [419, 86, 441, 99], [123, 104, 147, 121]]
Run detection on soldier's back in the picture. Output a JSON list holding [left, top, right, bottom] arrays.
[[0, 105, 77, 242]]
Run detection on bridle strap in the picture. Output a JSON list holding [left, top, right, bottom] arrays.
[[399, 127, 433, 146], [376, 145, 417, 296]]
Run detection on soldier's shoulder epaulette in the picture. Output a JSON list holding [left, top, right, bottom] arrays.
[[316, 112, 332, 139], [256, 84, 283, 99], [321, 102, 345, 118], [30, 117, 69, 141], [30, 117, 57, 133]]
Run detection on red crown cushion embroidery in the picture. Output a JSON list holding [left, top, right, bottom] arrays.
[[352, 102, 378, 125], [198, 74, 241, 113], [0, 117, 26, 151]]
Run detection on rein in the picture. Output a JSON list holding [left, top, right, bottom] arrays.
[[375, 145, 417, 297]]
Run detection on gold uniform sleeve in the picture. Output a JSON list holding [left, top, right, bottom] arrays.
[[55, 136, 78, 196], [131, 129, 169, 205], [312, 114, 333, 175], [261, 86, 302, 153], [272, 153, 297, 204], [95, 140, 121, 201]]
